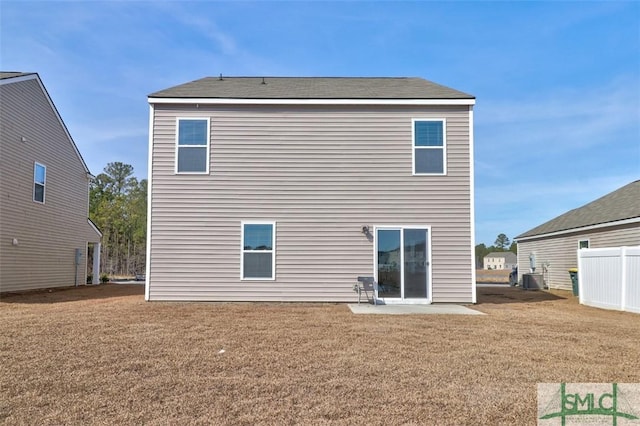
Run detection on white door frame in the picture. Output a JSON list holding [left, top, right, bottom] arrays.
[[373, 225, 432, 305]]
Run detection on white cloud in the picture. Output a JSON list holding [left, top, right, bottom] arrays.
[[474, 173, 638, 244], [477, 174, 637, 207], [149, 2, 238, 56], [473, 75, 639, 192], [73, 125, 147, 145], [476, 76, 639, 146]]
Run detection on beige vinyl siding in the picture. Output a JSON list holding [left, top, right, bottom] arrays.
[[0, 77, 99, 292], [517, 223, 640, 290], [149, 104, 473, 302]]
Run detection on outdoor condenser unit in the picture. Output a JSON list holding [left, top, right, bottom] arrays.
[[522, 273, 544, 290]]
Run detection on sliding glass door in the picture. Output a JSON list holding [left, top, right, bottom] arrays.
[[376, 227, 430, 302], [377, 230, 402, 298]]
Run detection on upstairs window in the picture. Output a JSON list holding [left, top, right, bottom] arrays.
[[241, 222, 276, 280], [413, 119, 446, 175], [34, 162, 46, 203], [176, 118, 209, 173]]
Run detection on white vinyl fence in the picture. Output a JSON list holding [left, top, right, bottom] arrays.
[[578, 246, 640, 314]]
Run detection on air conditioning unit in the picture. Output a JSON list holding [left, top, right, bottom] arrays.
[[522, 273, 544, 290]]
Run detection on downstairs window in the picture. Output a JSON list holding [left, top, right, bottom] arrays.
[[241, 222, 276, 280]]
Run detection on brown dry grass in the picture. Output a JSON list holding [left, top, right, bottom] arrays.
[[475, 269, 510, 283], [1, 284, 638, 425]]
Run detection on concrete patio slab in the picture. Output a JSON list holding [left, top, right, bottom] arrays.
[[347, 303, 485, 315]]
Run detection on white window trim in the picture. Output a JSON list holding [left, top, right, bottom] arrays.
[[175, 117, 211, 175], [411, 118, 447, 176], [241, 220, 276, 281], [33, 162, 46, 204], [372, 225, 432, 304], [578, 239, 590, 250]]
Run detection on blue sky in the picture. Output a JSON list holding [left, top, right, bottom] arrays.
[[2, 1, 639, 246]]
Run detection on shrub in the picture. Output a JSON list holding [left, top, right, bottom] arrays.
[[100, 273, 109, 284], [86, 274, 93, 284]]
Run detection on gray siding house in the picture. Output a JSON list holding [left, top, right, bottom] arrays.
[[0, 72, 102, 292], [146, 77, 476, 303], [515, 180, 640, 290]]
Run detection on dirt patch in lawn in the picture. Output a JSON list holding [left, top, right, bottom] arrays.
[[1, 284, 638, 425]]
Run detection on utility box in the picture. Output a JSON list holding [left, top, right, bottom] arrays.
[[522, 273, 544, 290]]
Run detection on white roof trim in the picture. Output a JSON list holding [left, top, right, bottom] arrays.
[[0, 73, 38, 85], [148, 97, 475, 106], [1, 73, 91, 175], [516, 216, 640, 242], [145, 104, 154, 301]]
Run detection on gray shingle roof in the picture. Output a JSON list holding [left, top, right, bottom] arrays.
[[516, 180, 640, 239], [149, 77, 474, 100], [485, 252, 517, 262], [0, 72, 35, 80]]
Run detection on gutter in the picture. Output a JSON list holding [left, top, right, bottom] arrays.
[[147, 97, 476, 106]]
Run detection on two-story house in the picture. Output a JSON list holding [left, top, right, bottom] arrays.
[[483, 252, 517, 270], [146, 76, 475, 303], [0, 72, 102, 292]]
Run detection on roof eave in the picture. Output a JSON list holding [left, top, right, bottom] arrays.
[[147, 97, 476, 106], [0, 72, 37, 84], [515, 216, 640, 242]]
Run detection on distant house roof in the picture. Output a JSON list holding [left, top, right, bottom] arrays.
[[149, 76, 475, 101], [484, 252, 517, 263], [516, 180, 640, 240]]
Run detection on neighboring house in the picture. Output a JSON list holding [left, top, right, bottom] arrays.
[[515, 180, 640, 290], [483, 252, 517, 270], [146, 76, 476, 303], [0, 72, 102, 292]]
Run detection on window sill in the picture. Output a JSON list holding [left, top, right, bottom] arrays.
[[241, 277, 276, 281]]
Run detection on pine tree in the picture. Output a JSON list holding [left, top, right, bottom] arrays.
[[494, 234, 510, 250], [90, 162, 146, 277]]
